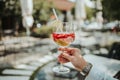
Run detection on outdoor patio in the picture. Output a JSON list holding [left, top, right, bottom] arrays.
[[0, 0, 120, 80]]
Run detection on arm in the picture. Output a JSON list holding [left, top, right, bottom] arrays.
[[86, 66, 118, 80], [58, 47, 118, 80]]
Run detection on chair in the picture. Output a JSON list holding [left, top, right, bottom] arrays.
[[114, 71, 120, 80], [108, 42, 120, 60], [96, 42, 120, 60]]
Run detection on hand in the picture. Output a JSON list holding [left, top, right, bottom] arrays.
[[58, 47, 87, 71]]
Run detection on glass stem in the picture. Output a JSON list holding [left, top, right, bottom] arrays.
[[58, 47, 66, 71], [60, 63, 64, 71]]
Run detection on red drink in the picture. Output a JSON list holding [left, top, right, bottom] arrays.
[[52, 32, 75, 46]]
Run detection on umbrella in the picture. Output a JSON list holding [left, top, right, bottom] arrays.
[[75, 0, 86, 20], [49, 0, 75, 11], [20, 0, 34, 36]]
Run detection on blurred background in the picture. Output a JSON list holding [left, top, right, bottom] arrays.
[[0, 0, 120, 38], [0, 0, 120, 80]]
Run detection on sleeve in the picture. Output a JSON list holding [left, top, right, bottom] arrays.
[[85, 66, 118, 80]]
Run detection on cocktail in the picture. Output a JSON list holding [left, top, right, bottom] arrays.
[[52, 21, 75, 74]]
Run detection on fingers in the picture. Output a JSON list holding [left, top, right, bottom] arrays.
[[58, 57, 69, 63], [58, 47, 74, 55], [58, 52, 72, 63], [58, 53, 69, 63], [62, 53, 72, 61], [59, 47, 72, 51], [59, 47, 80, 56], [58, 47, 81, 64]]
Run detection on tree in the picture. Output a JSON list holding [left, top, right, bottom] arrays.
[[85, 6, 96, 20], [102, 0, 120, 21], [33, 0, 53, 24], [33, 0, 61, 24], [0, 0, 21, 38]]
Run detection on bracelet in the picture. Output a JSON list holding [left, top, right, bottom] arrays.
[[80, 62, 93, 77]]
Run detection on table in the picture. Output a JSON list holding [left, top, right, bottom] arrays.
[[33, 61, 84, 80]]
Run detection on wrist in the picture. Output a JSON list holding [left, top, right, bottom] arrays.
[[80, 62, 93, 77], [79, 56, 87, 71]]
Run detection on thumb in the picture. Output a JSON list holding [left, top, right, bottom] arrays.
[[62, 53, 72, 61]]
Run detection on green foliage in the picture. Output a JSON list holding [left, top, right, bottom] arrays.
[[33, 0, 62, 24], [0, 0, 21, 17], [85, 6, 96, 20], [33, 0, 59, 24], [102, 0, 120, 21], [32, 25, 53, 38]]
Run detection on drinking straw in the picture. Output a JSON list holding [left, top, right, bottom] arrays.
[[52, 8, 59, 20]]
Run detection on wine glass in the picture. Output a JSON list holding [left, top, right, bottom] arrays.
[[52, 21, 75, 74]]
